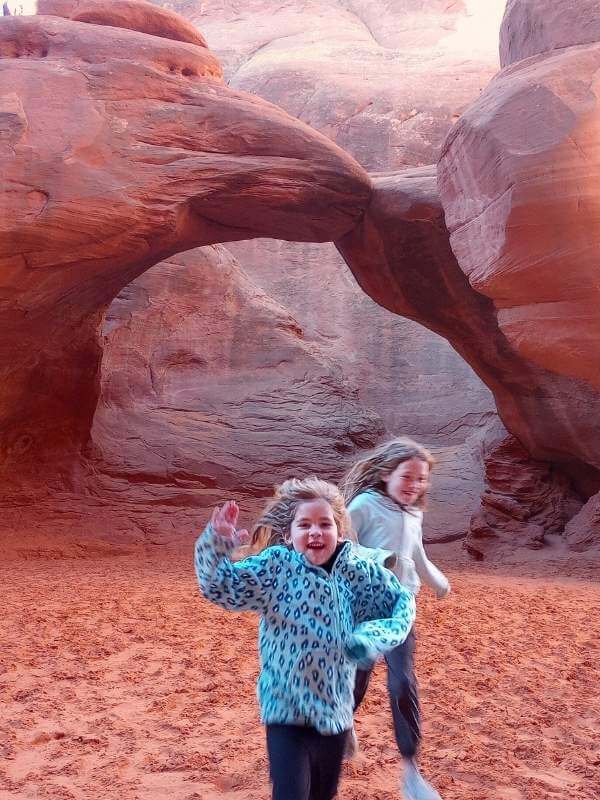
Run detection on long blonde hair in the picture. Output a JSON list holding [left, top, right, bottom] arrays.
[[250, 476, 350, 553], [341, 437, 434, 509]]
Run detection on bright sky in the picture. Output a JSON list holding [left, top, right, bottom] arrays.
[[3, 0, 38, 14], [443, 0, 506, 61]]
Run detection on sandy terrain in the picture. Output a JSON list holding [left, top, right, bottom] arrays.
[[1, 543, 599, 800]]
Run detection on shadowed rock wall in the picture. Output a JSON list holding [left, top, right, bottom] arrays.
[[155, 0, 504, 541], [4, 0, 598, 556]]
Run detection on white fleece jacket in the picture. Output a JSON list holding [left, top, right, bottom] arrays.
[[347, 490, 450, 597]]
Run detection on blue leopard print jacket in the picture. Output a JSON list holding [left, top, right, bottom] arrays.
[[194, 525, 416, 735]]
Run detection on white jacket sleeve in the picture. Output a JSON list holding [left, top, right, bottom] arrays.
[[348, 499, 369, 541], [349, 500, 396, 569], [412, 531, 450, 599]]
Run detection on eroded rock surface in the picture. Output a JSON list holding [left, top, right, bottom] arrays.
[[467, 434, 582, 560], [431, 0, 600, 550], [38, 0, 208, 45], [5, 0, 598, 556], [500, 0, 600, 66], [337, 153, 600, 553], [0, 7, 370, 505], [3, 245, 387, 554], [169, 0, 504, 172], [564, 492, 600, 553], [92, 246, 385, 517], [171, 0, 503, 541], [439, 46, 600, 396]]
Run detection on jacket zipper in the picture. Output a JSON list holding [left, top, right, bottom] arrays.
[[329, 574, 342, 650], [311, 541, 352, 651]]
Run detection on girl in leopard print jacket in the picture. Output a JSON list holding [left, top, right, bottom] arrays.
[[194, 476, 415, 800]]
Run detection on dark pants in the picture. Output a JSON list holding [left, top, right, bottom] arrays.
[[353, 627, 420, 758], [266, 724, 348, 800]]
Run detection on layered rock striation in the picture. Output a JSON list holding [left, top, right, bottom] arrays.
[[337, 0, 600, 554], [0, 2, 370, 520], [437, 0, 600, 553], [93, 247, 385, 513], [500, 0, 600, 67], [172, 0, 503, 541], [468, 434, 582, 559]]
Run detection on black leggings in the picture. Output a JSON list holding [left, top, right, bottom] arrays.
[[266, 724, 348, 800], [353, 627, 420, 758]]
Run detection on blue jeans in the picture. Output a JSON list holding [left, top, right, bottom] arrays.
[[353, 626, 420, 758]]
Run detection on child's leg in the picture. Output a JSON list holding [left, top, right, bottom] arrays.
[[266, 725, 311, 800], [345, 666, 374, 760], [266, 725, 346, 800], [353, 665, 373, 709], [385, 627, 420, 758], [307, 728, 347, 800]]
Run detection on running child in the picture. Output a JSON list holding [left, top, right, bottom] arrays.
[[194, 477, 416, 800], [342, 437, 450, 800]]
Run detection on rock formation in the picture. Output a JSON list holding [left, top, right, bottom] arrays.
[[564, 492, 600, 553], [334, 162, 599, 555], [39, 0, 207, 45], [189, 0, 504, 171], [171, 0, 503, 540], [3, 0, 599, 556], [3, 0, 496, 548], [92, 246, 385, 517], [439, 51, 600, 398], [468, 434, 582, 559], [336, 0, 600, 554], [3, 242, 386, 556], [0, 2, 370, 528], [500, 0, 600, 66], [437, 0, 600, 552]]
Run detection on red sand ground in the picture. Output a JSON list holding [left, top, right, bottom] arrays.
[[1, 542, 599, 800]]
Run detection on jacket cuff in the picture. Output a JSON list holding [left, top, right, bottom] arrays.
[[200, 523, 237, 555], [345, 633, 378, 669]]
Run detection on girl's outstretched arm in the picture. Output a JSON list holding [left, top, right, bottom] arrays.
[[346, 564, 416, 668], [194, 501, 273, 613], [413, 534, 451, 599]]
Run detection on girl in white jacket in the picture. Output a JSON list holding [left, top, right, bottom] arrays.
[[342, 437, 450, 800]]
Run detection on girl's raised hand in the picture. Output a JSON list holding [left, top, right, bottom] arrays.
[[235, 528, 250, 545], [211, 500, 240, 539]]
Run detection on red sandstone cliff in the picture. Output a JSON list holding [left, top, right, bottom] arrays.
[[165, 0, 505, 541], [2, 0, 599, 557], [0, 0, 374, 550]]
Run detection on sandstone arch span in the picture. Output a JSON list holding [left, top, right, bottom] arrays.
[[337, 0, 600, 554], [2, 0, 599, 555], [0, 0, 371, 501]]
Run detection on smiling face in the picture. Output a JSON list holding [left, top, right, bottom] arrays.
[[383, 457, 430, 507], [289, 498, 340, 566]]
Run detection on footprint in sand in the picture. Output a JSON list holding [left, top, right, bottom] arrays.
[[496, 788, 525, 800], [520, 765, 583, 790]]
